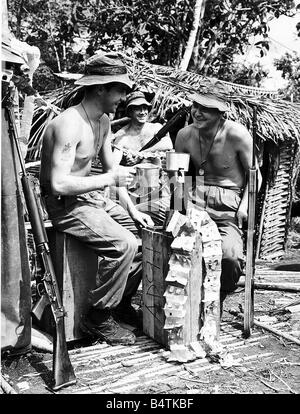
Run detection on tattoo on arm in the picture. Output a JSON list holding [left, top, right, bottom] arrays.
[[59, 143, 73, 161], [62, 143, 72, 153]]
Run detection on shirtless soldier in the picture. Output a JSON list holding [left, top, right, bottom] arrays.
[[40, 53, 154, 345], [175, 91, 262, 312], [113, 90, 173, 225], [113, 90, 173, 157]]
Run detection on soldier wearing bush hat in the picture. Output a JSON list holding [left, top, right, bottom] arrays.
[[175, 84, 262, 315], [40, 53, 154, 347], [112, 90, 173, 225]]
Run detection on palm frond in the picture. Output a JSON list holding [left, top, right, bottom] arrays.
[[26, 54, 300, 162]]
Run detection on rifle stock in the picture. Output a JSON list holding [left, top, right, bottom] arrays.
[[53, 307, 76, 390], [244, 106, 258, 338], [7, 106, 76, 390]]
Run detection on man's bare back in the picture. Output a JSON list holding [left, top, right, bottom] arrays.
[[38, 54, 156, 346]]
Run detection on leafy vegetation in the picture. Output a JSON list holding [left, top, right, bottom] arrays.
[[274, 52, 300, 101], [7, 0, 298, 91]]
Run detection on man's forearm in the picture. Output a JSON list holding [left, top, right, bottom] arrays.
[[116, 186, 137, 215], [51, 172, 115, 196]]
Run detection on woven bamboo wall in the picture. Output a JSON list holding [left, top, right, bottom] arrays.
[[257, 141, 296, 261]]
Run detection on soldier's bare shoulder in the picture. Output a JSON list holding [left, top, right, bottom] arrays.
[[44, 107, 82, 143], [224, 119, 250, 138], [114, 121, 129, 138], [48, 106, 81, 129], [177, 124, 194, 138]]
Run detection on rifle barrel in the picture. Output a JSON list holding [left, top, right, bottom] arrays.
[[140, 107, 188, 151]]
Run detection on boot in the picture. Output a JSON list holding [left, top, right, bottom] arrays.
[[113, 298, 143, 330], [80, 308, 136, 345]]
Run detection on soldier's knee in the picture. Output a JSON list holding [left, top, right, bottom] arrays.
[[222, 255, 239, 269], [221, 240, 242, 262], [127, 234, 138, 254], [118, 233, 138, 256]]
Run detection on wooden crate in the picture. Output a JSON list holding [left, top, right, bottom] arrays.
[[142, 228, 203, 348], [181, 233, 203, 346], [44, 230, 98, 342], [142, 228, 173, 346]]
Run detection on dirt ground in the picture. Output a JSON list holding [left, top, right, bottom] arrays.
[[1, 221, 300, 396]]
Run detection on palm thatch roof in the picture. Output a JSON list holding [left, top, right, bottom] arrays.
[[27, 53, 300, 162], [28, 56, 300, 215], [121, 54, 300, 147], [25, 55, 300, 261]]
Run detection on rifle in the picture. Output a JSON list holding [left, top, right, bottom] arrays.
[[6, 106, 76, 391], [244, 105, 258, 338], [140, 106, 189, 151]]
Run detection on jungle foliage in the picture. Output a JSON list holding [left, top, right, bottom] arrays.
[[7, 0, 299, 91]]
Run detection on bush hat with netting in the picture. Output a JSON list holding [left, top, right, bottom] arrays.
[[74, 52, 133, 89]]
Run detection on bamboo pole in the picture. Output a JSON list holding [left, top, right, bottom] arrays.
[[179, 0, 206, 71], [269, 298, 300, 315], [229, 311, 300, 347], [253, 320, 300, 346], [237, 281, 300, 292]]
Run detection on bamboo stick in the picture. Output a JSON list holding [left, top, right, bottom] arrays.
[[253, 320, 300, 346], [269, 298, 300, 315], [239, 273, 300, 283], [229, 311, 300, 346], [237, 280, 300, 292]]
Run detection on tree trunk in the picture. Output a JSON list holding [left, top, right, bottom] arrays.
[[18, 0, 25, 38], [2, 0, 12, 39], [175, 41, 184, 69], [179, 0, 206, 71], [198, 40, 214, 73], [47, 2, 61, 72], [190, 26, 201, 69]]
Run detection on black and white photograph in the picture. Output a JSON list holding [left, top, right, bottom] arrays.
[[1, 0, 300, 398]]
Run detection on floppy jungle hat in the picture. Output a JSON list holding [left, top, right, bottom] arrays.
[[74, 52, 133, 89], [126, 91, 151, 108], [188, 92, 230, 112]]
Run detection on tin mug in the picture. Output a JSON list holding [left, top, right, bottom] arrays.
[[135, 163, 160, 188], [166, 151, 190, 172]]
